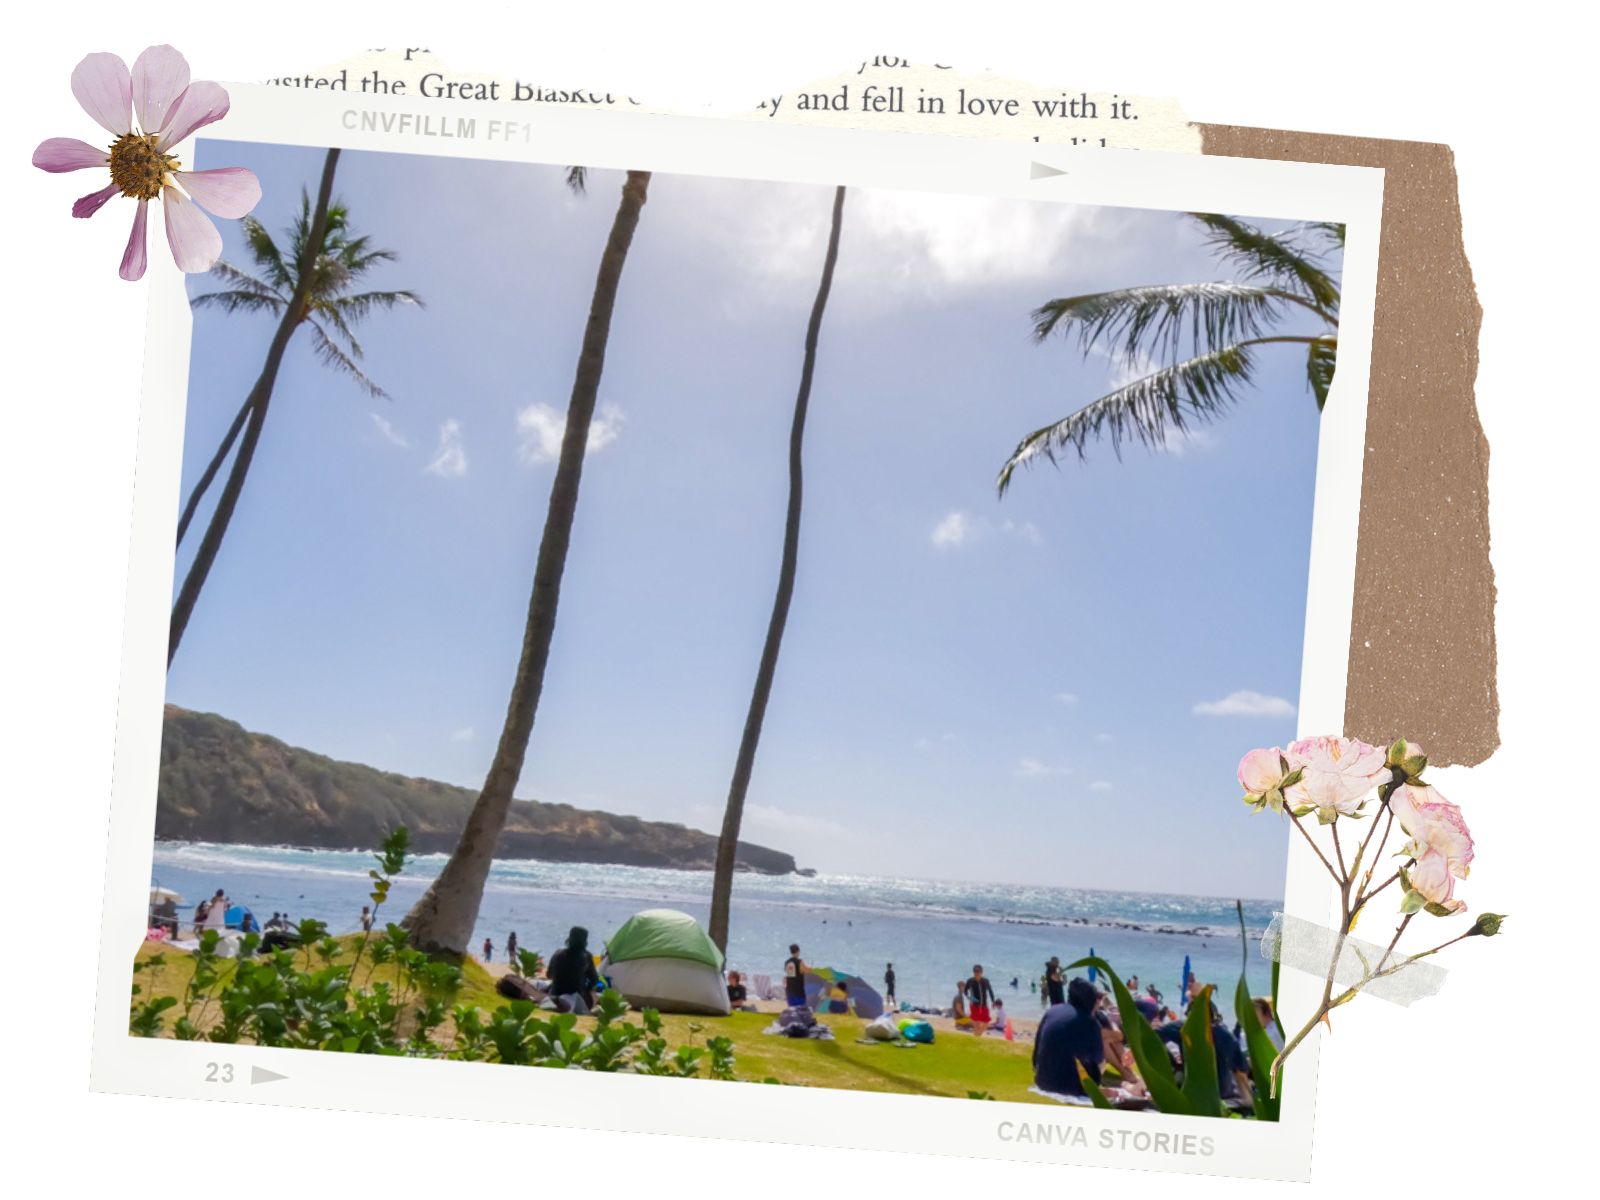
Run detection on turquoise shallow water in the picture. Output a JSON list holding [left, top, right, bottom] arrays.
[[149, 842, 1280, 1008]]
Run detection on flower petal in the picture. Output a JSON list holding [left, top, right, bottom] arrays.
[[121, 200, 149, 281], [132, 45, 191, 136], [73, 183, 121, 219], [175, 168, 261, 218], [156, 80, 230, 151], [162, 189, 222, 273], [71, 52, 132, 137], [33, 137, 110, 173]]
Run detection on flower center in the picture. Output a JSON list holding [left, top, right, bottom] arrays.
[[108, 133, 179, 201]]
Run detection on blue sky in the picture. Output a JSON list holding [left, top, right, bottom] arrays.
[[167, 141, 1337, 897]]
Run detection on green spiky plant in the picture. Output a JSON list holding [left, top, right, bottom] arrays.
[[996, 215, 1343, 494]]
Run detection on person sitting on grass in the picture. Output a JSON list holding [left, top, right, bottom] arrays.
[[1033, 977, 1106, 1097], [547, 926, 601, 1015], [727, 971, 757, 1011]]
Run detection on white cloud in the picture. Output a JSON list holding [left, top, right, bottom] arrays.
[[660, 177, 1137, 309], [424, 419, 468, 478], [1016, 757, 1071, 779], [930, 510, 1042, 551], [1055, 692, 1079, 705], [1192, 690, 1297, 718], [1094, 732, 1114, 744], [1089, 780, 1115, 793], [931, 510, 976, 549], [449, 726, 475, 743], [369, 412, 410, 449], [517, 402, 624, 465]]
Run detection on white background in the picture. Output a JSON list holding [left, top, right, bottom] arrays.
[[1, 3, 1591, 1192]]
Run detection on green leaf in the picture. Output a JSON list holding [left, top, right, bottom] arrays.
[[1077, 1063, 1115, 1109], [1068, 956, 1190, 1115], [1179, 984, 1222, 1117], [1234, 974, 1281, 1120]]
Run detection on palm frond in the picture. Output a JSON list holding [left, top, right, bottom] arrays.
[[997, 345, 1256, 495], [1307, 335, 1339, 410], [305, 318, 387, 399], [566, 166, 587, 194], [1188, 213, 1340, 316], [190, 290, 286, 317], [324, 289, 423, 324], [241, 217, 292, 292], [1032, 282, 1289, 366], [1309, 221, 1346, 250], [201, 259, 287, 303], [315, 304, 365, 362]]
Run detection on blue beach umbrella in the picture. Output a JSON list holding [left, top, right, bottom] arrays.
[[1181, 955, 1193, 1009], [1087, 949, 1097, 983]]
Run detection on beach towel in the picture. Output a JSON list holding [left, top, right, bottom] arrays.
[[1028, 1086, 1093, 1106], [764, 1008, 834, 1040]]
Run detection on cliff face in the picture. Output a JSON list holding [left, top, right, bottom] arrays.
[[155, 707, 798, 875]]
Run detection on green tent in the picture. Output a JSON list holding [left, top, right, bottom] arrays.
[[602, 909, 730, 1016], [606, 909, 724, 968]]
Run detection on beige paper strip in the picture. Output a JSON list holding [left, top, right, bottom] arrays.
[[1198, 127, 1496, 766]]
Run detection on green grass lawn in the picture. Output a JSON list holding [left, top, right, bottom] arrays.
[[130, 941, 1052, 1104]]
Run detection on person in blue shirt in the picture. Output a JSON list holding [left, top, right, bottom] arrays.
[[1032, 977, 1105, 1096]]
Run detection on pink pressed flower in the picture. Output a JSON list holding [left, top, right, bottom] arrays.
[[32, 45, 260, 280], [1283, 735, 1388, 821], [1238, 747, 1286, 795], [1407, 849, 1468, 914], [1388, 784, 1472, 876]]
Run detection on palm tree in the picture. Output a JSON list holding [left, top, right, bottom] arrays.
[[168, 149, 420, 665], [402, 169, 652, 955], [996, 214, 1342, 494], [708, 186, 847, 954]]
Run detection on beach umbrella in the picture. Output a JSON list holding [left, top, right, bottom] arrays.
[[1181, 954, 1194, 1009], [802, 967, 884, 1019]]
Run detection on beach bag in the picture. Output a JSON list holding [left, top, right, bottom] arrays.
[[899, 1020, 934, 1044], [864, 1014, 899, 1041]]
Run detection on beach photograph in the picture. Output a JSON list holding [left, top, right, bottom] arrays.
[[131, 137, 1344, 1117]]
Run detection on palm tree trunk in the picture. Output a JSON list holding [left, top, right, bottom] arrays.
[[402, 170, 652, 955], [708, 186, 846, 953], [175, 394, 254, 547], [167, 148, 341, 668]]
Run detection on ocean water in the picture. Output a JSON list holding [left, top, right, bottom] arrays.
[[149, 842, 1279, 1009]]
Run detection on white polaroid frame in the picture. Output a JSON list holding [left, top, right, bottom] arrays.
[[88, 81, 1383, 1181]]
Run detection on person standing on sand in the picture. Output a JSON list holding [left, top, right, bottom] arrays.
[[507, 931, 518, 964], [784, 943, 807, 1009], [483, 937, 494, 963], [965, 965, 996, 1036], [360, 905, 374, 933], [884, 962, 896, 1006], [1044, 957, 1066, 1007]]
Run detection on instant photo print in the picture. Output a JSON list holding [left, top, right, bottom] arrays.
[[89, 78, 1384, 1181]]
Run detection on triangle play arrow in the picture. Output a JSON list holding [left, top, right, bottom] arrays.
[[1029, 161, 1068, 180], [250, 1065, 288, 1085]]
